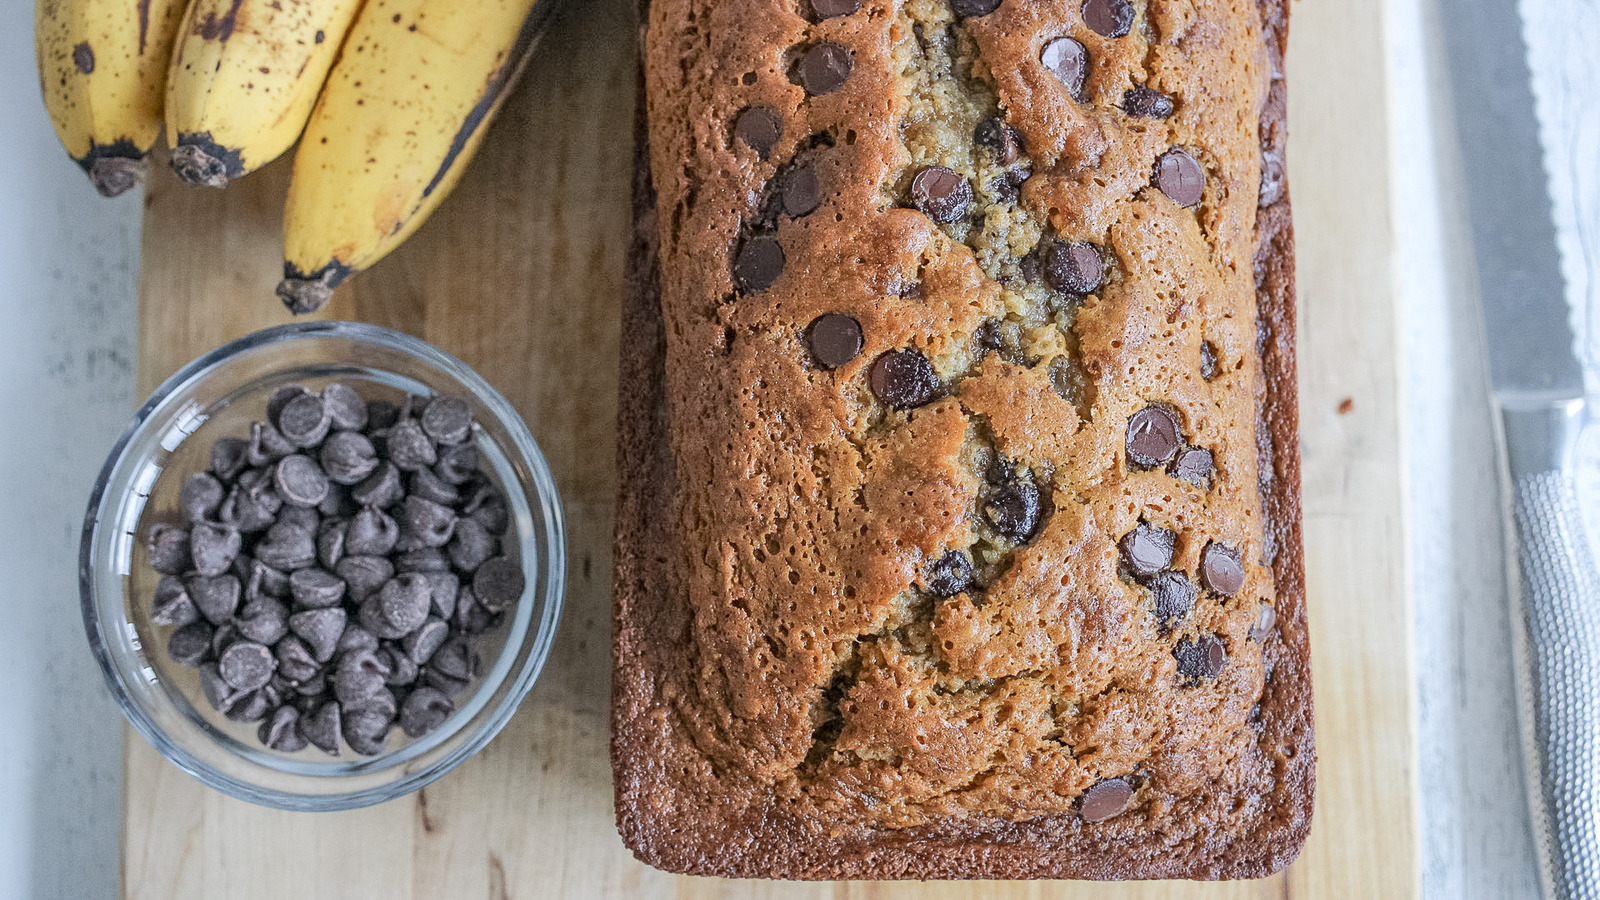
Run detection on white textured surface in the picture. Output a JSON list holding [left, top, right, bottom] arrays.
[[0, 1, 142, 898], [0, 0, 1592, 897]]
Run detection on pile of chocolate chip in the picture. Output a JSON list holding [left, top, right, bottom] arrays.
[[144, 382, 522, 756]]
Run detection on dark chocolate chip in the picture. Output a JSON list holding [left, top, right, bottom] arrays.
[[259, 705, 308, 752], [276, 394, 330, 448], [315, 518, 347, 569], [365, 399, 400, 433], [336, 554, 394, 602], [167, 621, 213, 668], [189, 521, 241, 577], [210, 437, 249, 481], [335, 648, 392, 707], [303, 702, 342, 756], [798, 42, 852, 96], [188, 573, 241, 626], [336, 623, 379, 657], [1126, 405, 1182, 468], [224, 688, 274, 723], [244, 557, 290, 599], [869, 349, 941, 410], [210, 622, 240, 659], [461, 478, 509, 535], [320, 383, 369, 431], [1122, 86, 1174, 118], [421, 666, 471, 697], [200, 662, 242, 711], [984, 474, 1042, 542], [235, 597, 289, 645], [734, 106, 783, 160], [274, 454, 329, 508], [395, 496, 457, 550], [447, 517, 498, 574], [151, 576, 199, 627], [386, 420, 437, 471], [1041, 37, 1088, 100], [453, 585, 495, 635], [345, 506, 400, 556], [1200, 541, 1246, 595], [399, 686, 455, 738], [1079, 777, 1134, 822], [1118, 522, 1176, 579], [807, 314, 864, 370], [1200, 340, 1220, 380], [289, 607, 347, 662], [925, 551, 975, 598], [974, 118, 1023, 164], [1044, 240, 1104, 294], [403, 618, 451, 666], [254, 519, 316, 571], [180, 473, 224, 524], [1148, 571, 1197, 627], [278, 504, 320, 533], [1154, 148, 1205, 208], [342, 706, 393, 756], [430, 634, 481, 683], [394, 547, 450, 574], [380, 573, 433, 635], [381, 647, 420, 686], [289, 567, 346, 609], [266, 385, 312, 430], [1174, 634, 1227, 680], [472, 556, 525, 614], [351, 460, 403, 509], [408, 467, 460, 507], [734, 235, 785, 292], [247, 421, 297, 467], [434, 444, 479, 486], [420, 570, 460, 620], [1169, 447, 1214, 488], [275, 636, 321, 683], [1082, 0, 1135, 37], [419, 396, 472, 446], [320, 431, 378, 485], [218, 641, 275, 691], [146, 524, 192, 576], [780, 162, 821, 218], [910, 166, 972, 224], [1249, 602, 1277, 642], [950, 0, 1001, 17]]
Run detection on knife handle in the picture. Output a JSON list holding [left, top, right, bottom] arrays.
[[1501, 400, 1600, 900]]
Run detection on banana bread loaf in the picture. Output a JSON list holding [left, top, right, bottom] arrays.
[[613, 0, 1312, 879]]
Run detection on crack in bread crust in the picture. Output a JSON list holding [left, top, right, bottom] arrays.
[[613, 0, 1313, 880]]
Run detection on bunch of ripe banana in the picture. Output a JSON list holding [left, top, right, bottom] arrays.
[[35, 0, 548, 313]]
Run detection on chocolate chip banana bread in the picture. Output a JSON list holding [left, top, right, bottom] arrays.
[[613, 0, 1312, 880]]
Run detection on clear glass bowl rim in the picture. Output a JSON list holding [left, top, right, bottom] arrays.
[[79, 320, 566, 811]]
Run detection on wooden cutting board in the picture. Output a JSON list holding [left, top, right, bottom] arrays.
[[124, 0, 1416, 895]]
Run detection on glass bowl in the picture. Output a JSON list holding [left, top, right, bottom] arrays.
[[80, 321, 565, 810]]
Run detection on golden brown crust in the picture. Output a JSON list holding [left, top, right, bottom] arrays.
[[613, 0, 1312, 879]]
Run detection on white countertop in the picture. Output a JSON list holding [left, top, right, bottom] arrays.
[[1, 0, 1593, 897]]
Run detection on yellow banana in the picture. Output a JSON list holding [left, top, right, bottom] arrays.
[[278, 0, 551, 314], [165, 0, 367, 188], [35, 0, 187, 197]]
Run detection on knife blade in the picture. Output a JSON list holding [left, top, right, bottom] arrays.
[[1441, 2, 1600, 898]]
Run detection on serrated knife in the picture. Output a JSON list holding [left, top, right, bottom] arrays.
[[1442, 1, 1600, 898]]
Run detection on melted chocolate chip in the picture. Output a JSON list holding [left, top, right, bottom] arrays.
[[950, 0, 1001, 17], [799, 42, 853, 96], [1044, 240, 1104, 294], [984, 473, 1041, 542], [1148, 571, 1197, 627], [807, 313, 864, 369], [925, 551, 975, 598], [811, 0, 859, 17], [1155, 148, 1205, 208], [1249, 602, 1277, 642], [1174, 634, 1227, 680], [1200, 541, 1246, 595], [1126, 406, 1182, 468], [1200, 340, 1220, 380], [780, 162, 821, 218], [974, 118, 1024, 164], [869, 349, 941, 410], [734, 235, 785, 292], [734, 106, 782, 160], [1122, 86, 1174, 118], [910, 166, 972, 224], [1079, 777, 1134, 822], [1041, 37, 1089, 100], [1118, 522, 1175, 579], [1082, 0, 1135, 37], [1168, 446, 1214, 488]]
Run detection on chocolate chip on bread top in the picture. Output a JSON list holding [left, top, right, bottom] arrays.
[[614, 0, 1312, 880]]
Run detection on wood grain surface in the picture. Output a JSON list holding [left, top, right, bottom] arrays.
[[124, 0, 1416, 896]]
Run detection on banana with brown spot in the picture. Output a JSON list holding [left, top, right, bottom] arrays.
[[277, 0, 552, 314], [35, 0, 188, 197], [165, 0, 368, 188]]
